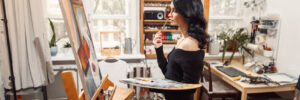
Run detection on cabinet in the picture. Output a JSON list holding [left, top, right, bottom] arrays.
[[140, 0, 210, 58]]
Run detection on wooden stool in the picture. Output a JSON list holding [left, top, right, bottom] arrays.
[[61, 71, 134, 100]]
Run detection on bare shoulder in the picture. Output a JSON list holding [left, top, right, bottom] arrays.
[[178, 37, 200, 51]]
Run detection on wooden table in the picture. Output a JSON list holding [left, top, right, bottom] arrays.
[[206, 60, 297, 100]]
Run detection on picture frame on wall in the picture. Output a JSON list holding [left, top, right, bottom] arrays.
[[59, 0, 102, 99]]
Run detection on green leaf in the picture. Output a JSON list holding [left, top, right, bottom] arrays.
[[229, 44, 240, 63], [217, 27, 251, 63], [64, 42, 72, 48], [49, 18, 56, 47], [222, 40, 230, 62], [242, 46, 254, 57]]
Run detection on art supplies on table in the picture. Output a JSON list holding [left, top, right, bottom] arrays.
[[120, 78, 201, 90]]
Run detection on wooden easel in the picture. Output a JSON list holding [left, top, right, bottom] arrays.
[[61, 71, 134, 100]]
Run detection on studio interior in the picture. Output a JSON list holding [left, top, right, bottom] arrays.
[[0, 0, 299, 100]]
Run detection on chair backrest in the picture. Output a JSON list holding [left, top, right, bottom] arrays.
[[200, 61, 213, 92], [61, 71, 80, 100]]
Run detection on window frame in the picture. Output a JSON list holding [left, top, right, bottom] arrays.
[[46, 0, 141, 55]]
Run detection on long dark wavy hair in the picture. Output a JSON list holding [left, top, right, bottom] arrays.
[[173, 0, 208, 49]]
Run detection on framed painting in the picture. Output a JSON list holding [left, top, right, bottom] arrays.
[[59, 0, 102, 99]]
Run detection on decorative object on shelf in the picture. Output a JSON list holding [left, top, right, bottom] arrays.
[[48, 18, 66, 56], [144, 7, 166, 20], [124, 37, 135, 54], [144, 25, 178, 30], [62, 41, 72, 56], [208, 34, 220, 55], [63, 41, 72, 48], [217, 28, 253, 64], [100, 31, 121, 56], [49, 18, 60, 56], [50, 46, 58, 56]]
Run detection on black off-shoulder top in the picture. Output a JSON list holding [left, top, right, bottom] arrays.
[[151, 46, 205, 95]]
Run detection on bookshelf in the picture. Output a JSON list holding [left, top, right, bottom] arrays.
[[140, 0, 210, 58]]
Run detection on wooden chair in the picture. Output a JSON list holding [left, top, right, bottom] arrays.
[[199, 61, 240, 100], [61, 71, 134, 100]]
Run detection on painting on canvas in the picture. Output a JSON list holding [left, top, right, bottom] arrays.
[[59, 0, 102, 99]]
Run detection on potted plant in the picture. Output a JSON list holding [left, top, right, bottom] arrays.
[[64, 41, 71, 48], [218, 28, 253, 64], [62, 41, 72, 55], [217, 28, 234, 62], [49, 18, 61, 56]]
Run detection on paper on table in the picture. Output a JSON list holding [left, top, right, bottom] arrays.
[[264, 73, 298, 85]]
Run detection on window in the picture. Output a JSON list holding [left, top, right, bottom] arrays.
[[208, 0, 246, 35], [46, 0, 140, 55]]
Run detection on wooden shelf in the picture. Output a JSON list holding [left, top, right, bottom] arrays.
[[145, 40, 177, 44], [145, 0, 171, 2], [144, 29, 180, 32], [210, 16, 243, 20], [144, 20, 168, 23], [146, 54, 168, 58], [144, 5, 169, 7]]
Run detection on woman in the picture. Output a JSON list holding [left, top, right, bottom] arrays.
[[152, 0, 208, 99]]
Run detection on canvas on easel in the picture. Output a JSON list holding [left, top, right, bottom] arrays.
[[59, 0, 102, 99]]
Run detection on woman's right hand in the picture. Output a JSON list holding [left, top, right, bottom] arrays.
[[153, 31, 163, 48]]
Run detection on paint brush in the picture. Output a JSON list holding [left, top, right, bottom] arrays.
[[159, 19, 169, 33]]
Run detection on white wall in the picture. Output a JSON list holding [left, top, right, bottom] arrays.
[[266, 0, 300, 77]]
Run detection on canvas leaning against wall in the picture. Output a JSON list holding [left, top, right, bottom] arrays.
[[59, 0, 102, 99]]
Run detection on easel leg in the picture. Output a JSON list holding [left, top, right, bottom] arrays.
[[42, 86, 48, 100]]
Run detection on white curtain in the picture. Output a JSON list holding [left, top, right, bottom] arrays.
[[0, 0, 6, 98], [1, 0, 54, 90]]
